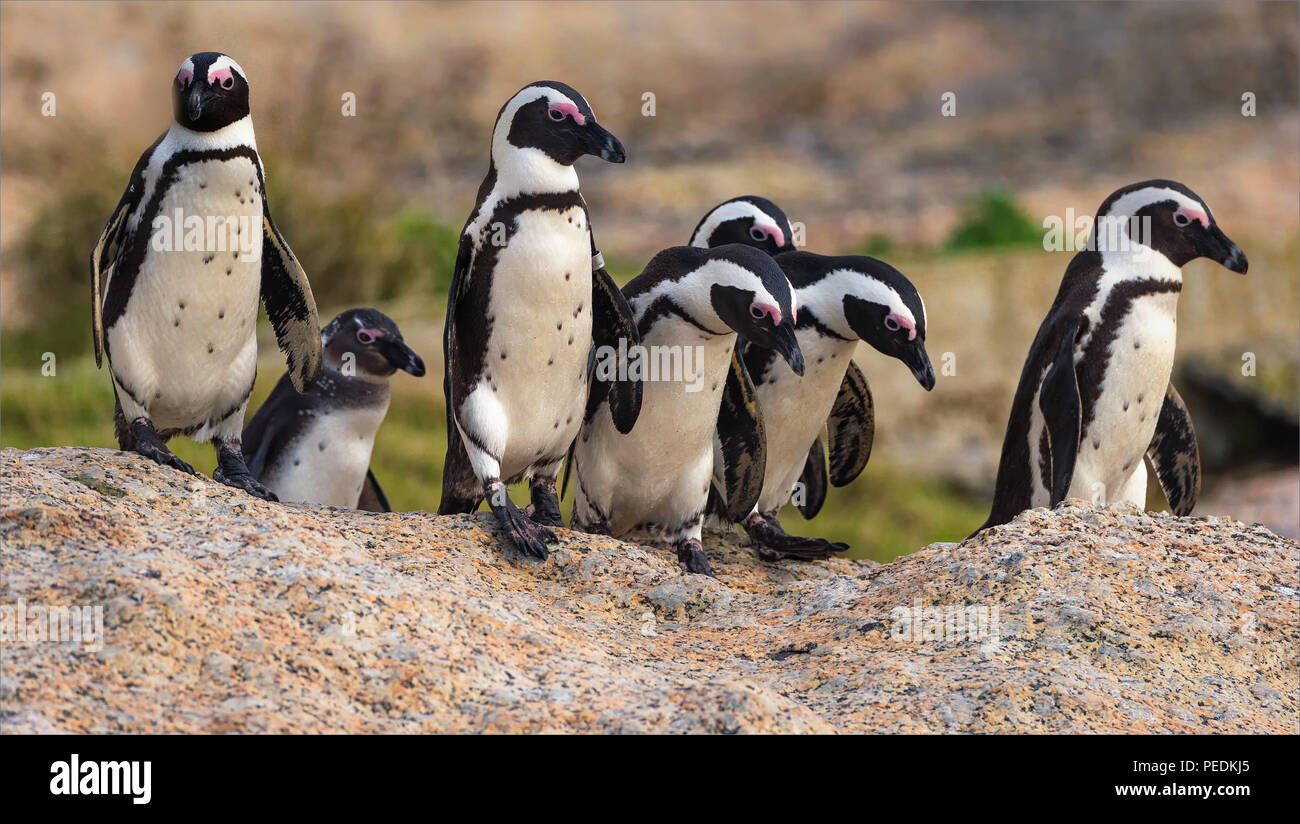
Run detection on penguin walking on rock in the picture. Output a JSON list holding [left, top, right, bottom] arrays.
[[693, 198, 935, 561], [569, 244, 805, 576], [438, 81, 641, 560], [977, 180, 1247, 533], [91, 52, 322, 500], [241, 309, 425, 510]]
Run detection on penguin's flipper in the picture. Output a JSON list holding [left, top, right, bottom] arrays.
[[90, 198, 130, 368], [589, 260, 643, 434], [1146, 382, 1201, 516], [826, 360, 875, 487], [358, 469, 392, 513], [240, 372, 297, 479], [260, 211, 323, 393], [796, 438, 829, 520], [438, 233, 484, 515], [1038, 322, 1083, 505], [716, 350, 767, 523]]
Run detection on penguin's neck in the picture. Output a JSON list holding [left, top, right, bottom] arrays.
[[490, 144, 579, 198], [166, 115, 258, 153], [794, 284, 853, 340]]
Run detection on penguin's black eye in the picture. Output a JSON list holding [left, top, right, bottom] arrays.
[[749, 305, 765, 319], [1172, 212, 1190, 227], [884, 316, 901, 332], [357, 329, 376, 345], [220, 76, 234, 91], [749, 227, 767, 242], [548, 107, 566, 122]]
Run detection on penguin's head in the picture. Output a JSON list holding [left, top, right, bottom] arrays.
[[778, 252, 935, 390], [321, 309, 426, 380], [704, 245, 804, 376], [1094, 179, 1248, 274], [493, 81, 625, 167], [690, 196, 796, 256], [173, 52, 250, 132]]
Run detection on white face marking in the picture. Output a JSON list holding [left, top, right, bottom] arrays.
[[795, 268, 916, 339], [488, 85, 582, 191], [629, 259, 784, 333], [690, 201, 785, 248], [206, 55, 247, 84]]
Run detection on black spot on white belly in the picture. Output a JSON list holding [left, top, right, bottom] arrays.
[[318, 441, 326, 451]]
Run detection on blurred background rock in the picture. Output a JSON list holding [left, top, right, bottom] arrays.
[[2, 1, 1296, 557]]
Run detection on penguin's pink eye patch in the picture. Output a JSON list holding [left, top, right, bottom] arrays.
[[209, 68, 235, 90], [748, 223, 785, 248], [885, 313, 916, 340], [176, 69, 193, 88], [547, 102, 585, 125], [356, 328, 382, 345], [1172, 207, 1208, 229], [749, 303, 782, 325]]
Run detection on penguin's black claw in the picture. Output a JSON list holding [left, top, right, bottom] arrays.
[[528, 478, 565, 528], [214, 440, 278, 501], [214, 466, 279, 502], [676, 539, 715, 577], [744, 514, 849, 562], [487, 483, 557, 560], [130, 418, 196, 476]]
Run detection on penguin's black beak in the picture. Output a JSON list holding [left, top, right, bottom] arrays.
[[583, 121, 626, 164], [380, 338, 426, 377], [187, 85, 216, 124], [771, 322, 805, 376], [1201, 224, 1248, 275], [903, 340, 936, 391]]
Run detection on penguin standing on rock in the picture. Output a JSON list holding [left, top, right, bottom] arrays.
[[241, 309, 425, 510], [977, 180, 1247, 534], [570, 244, 805, 576], [692, 198, 935, 561], [438, 81, 641, 560], [90, 52, 322, 500]]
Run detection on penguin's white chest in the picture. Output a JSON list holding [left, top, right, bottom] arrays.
[[107, 156, 263, 432], [1070, 291, 1179, 501], [264, 400, 390, 508], [477, 205, 592, 476], [576, 323, 734, 537], [752, 334, 858, 513]]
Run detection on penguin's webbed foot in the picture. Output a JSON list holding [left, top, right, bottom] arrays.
[[744, 513, 848, 562], [676, 538, 715, 577], [214, 441, 279, 502], [487, 481, 556, 560], [130, 417, 196, 476], [527, 477, 565, 528]]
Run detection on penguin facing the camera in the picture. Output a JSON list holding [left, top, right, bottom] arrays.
[[438, 81, 641, 561], [242, 309, 426, 510], [90, 52, 322, 500], [569, 244, 805, 576], [977, 180, 1247, 534]]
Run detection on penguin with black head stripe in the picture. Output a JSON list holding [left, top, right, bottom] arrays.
[[977, 180, 1247, 534], [90, 52, 322, 500]]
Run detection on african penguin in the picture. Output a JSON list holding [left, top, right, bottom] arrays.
[[726, 250, 935, 560], [242, 309, 425, 510], [569, 244, 805, 576], [91, 52, 322, 500], [438, 81, 642, 561], [978, 179, 1248, 533], [690, 195, 796, 255]]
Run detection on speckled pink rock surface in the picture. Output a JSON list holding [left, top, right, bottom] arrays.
[[2, 447, 1296, 733]]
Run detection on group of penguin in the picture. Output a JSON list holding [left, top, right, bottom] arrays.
[[90, 53, 1249, 577]]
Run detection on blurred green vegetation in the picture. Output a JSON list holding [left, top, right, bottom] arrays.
[[944, 189, 1042, 252]]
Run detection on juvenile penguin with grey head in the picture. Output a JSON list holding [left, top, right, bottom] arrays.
[[242, 309, 425, 510], [438, 81, 641, 560], [569, 244, 805, 576], [977, 180, 1247, 533], [692, 197, 935, 560], [91, 52, 322, 500]]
